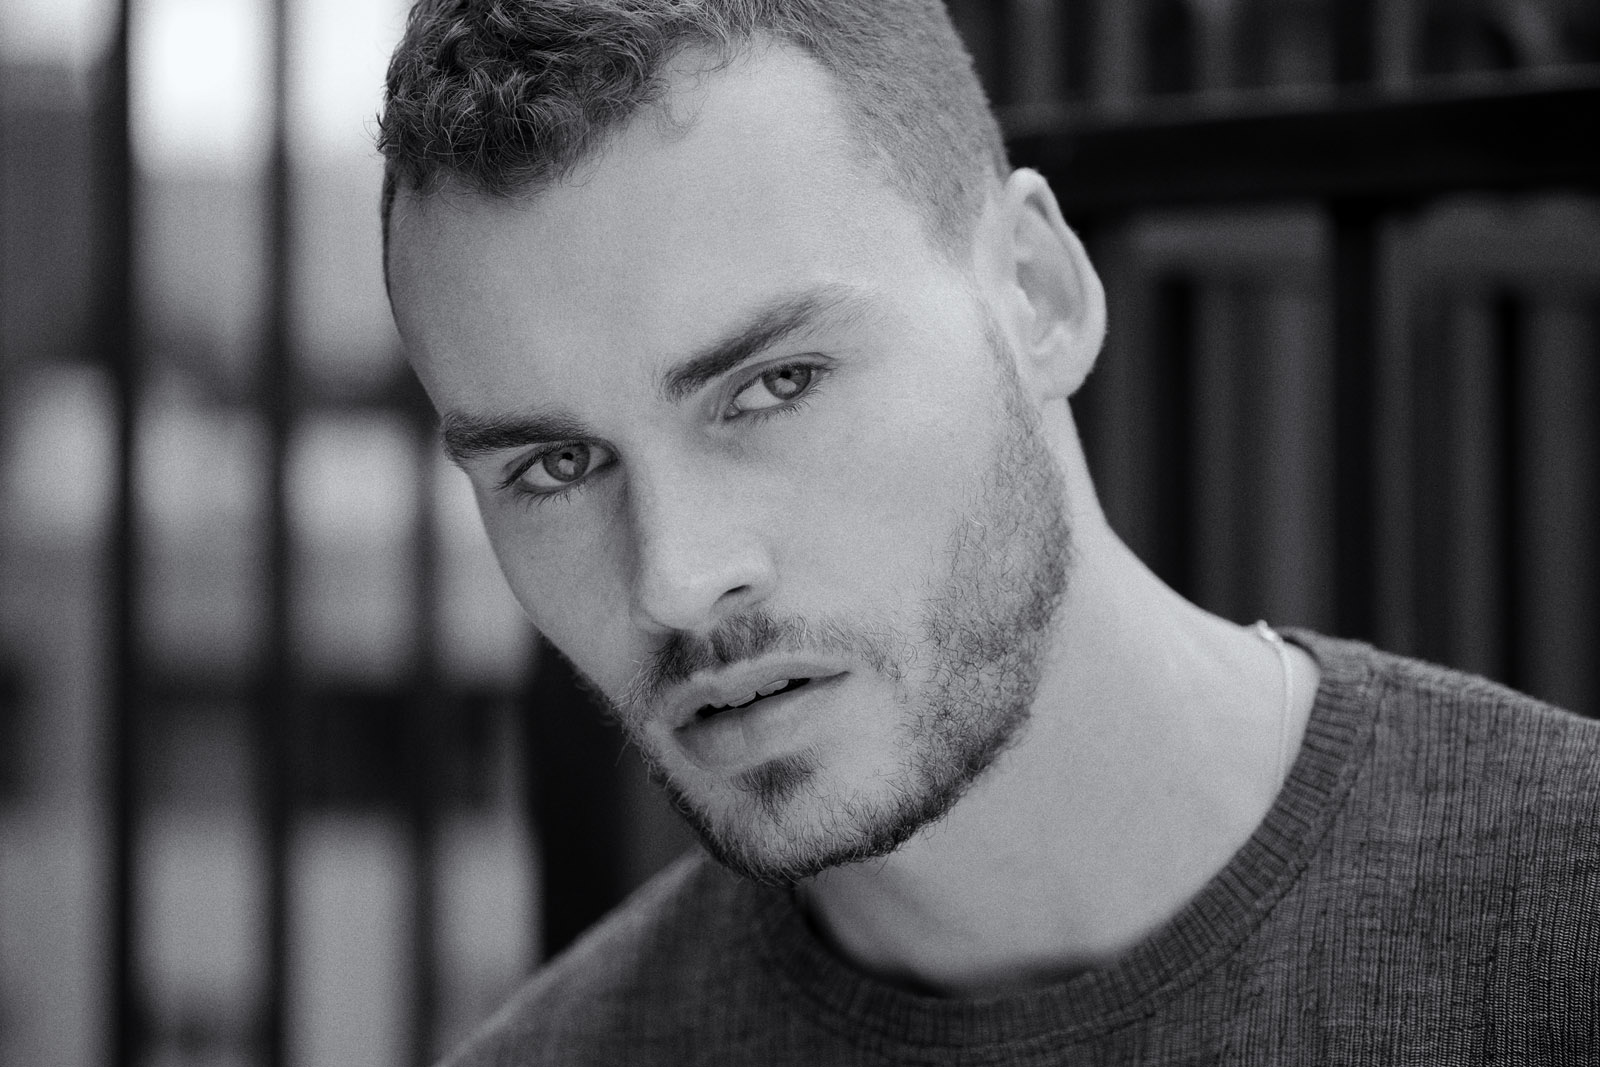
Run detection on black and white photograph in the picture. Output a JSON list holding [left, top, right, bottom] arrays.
[[1, 1, 1598, 1064]]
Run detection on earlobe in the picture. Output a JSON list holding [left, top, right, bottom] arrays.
[[996, 169, 1107, 399]]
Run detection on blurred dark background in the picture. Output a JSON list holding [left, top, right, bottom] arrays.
[[1, 1, 1596, 1064]]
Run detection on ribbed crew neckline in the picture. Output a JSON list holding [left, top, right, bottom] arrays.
[[745, 630, 1379, 1054]]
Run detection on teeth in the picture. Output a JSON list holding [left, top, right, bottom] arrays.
[[707, 679, 794, 713]]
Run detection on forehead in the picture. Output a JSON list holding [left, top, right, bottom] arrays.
[[387, 44, 959, 410]]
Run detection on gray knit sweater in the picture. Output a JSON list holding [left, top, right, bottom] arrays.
[[444, 632, 1600, 1065]]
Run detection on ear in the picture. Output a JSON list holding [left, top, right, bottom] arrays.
[[979, 168, 1107, 399]]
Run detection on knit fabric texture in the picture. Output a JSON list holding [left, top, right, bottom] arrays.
[[441, 632, 1600, 1065]]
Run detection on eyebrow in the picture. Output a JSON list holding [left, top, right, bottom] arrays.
[[657, 282, 872, 402], [439, 282, 875, 466], [440, 410, 596, 467]]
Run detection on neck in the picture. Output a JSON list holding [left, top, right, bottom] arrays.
[[796, 473, 1318, 996]]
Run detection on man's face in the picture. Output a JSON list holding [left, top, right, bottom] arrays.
[[389, 46, 1071, 884]]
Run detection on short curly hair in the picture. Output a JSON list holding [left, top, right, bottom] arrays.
[[377, 0, 1009, 267]]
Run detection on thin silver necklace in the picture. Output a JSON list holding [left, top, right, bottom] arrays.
[[1253, 620, 1294, 783]]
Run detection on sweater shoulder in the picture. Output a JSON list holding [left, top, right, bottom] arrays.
[[1292, 631, 1600, 808], [1367, 641, 1600, 801], [1302, 634, 1600, 903]]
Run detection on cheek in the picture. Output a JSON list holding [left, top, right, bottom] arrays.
[[476, 495, 633, 672], [775, 393, 978, 595]]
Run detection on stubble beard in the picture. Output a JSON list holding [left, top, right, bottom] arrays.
[[610, 340, 1073, 887]]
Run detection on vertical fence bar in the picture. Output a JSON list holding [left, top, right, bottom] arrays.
[[1009, 0, 1062, 107], [102, 0, 138, 1062], [1330, 203, 1380, 640], [1330, 0, 1380, 640], [1334, 0, 1377, 85], [1090, 0, 1140, 106], [257, 0, 294, 1061], [407, 411, 442, 1065], [1406, 291, 1449, 665], [527, 646, 629, 959], [1150, 275, 1199, 599], [1494, 290, 1524, 691], [1059, 0, 1094, 103]]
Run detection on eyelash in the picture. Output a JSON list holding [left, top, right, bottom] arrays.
[[499, 448, 597, 507], [727, 359, 831, 422], [498, 360, 831, 508]]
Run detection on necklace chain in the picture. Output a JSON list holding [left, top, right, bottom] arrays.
[[1253, 620, 1294, 784]]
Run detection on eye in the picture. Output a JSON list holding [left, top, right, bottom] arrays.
[[506, 441, 615, 497], [727, 363, 818, 416]]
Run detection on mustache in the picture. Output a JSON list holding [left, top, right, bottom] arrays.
[[615, 610, 907, 718]]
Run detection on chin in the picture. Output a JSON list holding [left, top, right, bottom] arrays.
[[650, 744, 991, 888]]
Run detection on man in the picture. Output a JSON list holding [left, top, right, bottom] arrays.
[[378, 1, 1599, 1062]]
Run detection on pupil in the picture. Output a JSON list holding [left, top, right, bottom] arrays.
[[543, 444, 588, 482], [766, 366, 809, 399]]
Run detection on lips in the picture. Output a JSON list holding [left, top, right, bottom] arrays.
[[664, 659, 848, 732], [696, 677, 812, 720], [674, 671, 848, 769]]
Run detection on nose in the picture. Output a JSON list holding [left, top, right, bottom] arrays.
[[626, 465, 777, 635]]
